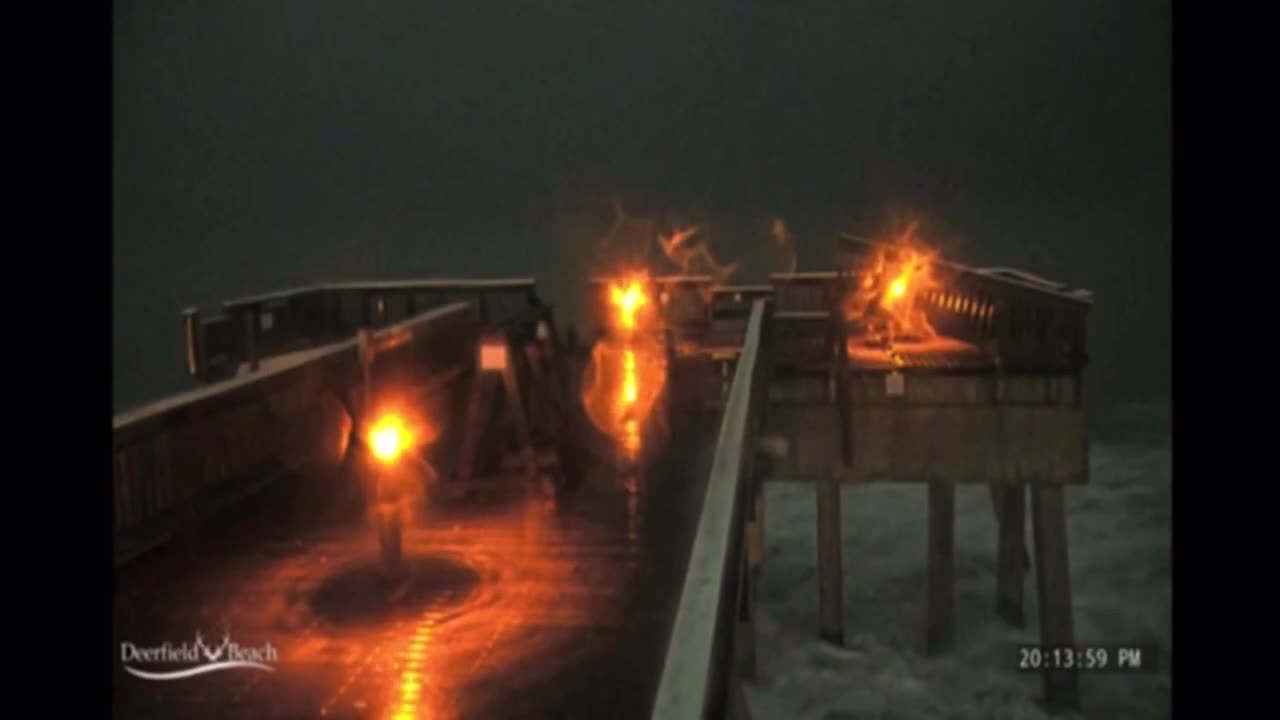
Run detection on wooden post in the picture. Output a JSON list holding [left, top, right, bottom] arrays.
[[994, 484, 1029, 627], [376, 475, 403, 570], [498, 342, 539, 483], [663, 328, 677, 432], [748, 477, 765, 583], [356, 329, 373, 414], [332, 292, 347, 339], [926, 481, 956, 654], [523, 344, 546, 438], [244, 308, 259, 371], [736, 538, 757, 682], [360, 293, 373, 327], [523, 337, 569, 494], [335, 383, 367, 516], [1031, 485, 1080, 712], [741, 472, 765, 682], [183, 307, 201, 380], [725, 670, 754, 720], [547, 324, 583, 494], [456, 370, 499, 486], [816, 469, 844, 645], [832, 273, 853, 467], [814, 275, 848, 646]]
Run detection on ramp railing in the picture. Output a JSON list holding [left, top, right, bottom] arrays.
[[651, 297, 773, 720], [114, 301, 481, 568], [184, 278, 537, 382], [836, 235, 1092, 371]]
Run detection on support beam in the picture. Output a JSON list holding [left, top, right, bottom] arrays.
[[725, 672, 753, 720], [831, 291, 852, 468], [376, 502, 402, 568], [736, 545, 756, 682], [360, 293, 373, 327], [183, 307, 202, 380], [524, 336, 582, 494], [816, 470, 844, 645], [499, 346, 539, 483], [748, 478, 765, 582], [456, 370, 500, 486], [244, 308, 259, 371], [926, 481, 956, 654], [523, 343, 548, 441], [1031, 485, 1080, 713], [994, 484, 1028, 627]]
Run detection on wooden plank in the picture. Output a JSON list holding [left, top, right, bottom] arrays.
[[1030, 485, 1080, 712], [816, 469, 845, 645], [926, 481, 956, 654], [842, 403, 1086, 485], [994, 484, 1028, 627], [767, 372, 1086, 486]]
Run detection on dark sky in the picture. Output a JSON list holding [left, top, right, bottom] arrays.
[[113, 0, 1170, 414]]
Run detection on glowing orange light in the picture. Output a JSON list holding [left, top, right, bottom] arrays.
[[887, 276, 908, 302], [581, 333, 666, 459], [609, 277, 649, 332], [369, 414, 410, 464], [844, 221, 940, 345]]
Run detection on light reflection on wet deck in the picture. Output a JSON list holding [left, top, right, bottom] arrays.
[[114, 420, 715, 720]]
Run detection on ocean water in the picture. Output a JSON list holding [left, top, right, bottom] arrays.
[[747, 406, 1171, 720]]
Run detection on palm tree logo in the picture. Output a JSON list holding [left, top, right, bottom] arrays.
[[194, 630, 231, 664]]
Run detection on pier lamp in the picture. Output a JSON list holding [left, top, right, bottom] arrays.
[[368, 412, 412, 569]]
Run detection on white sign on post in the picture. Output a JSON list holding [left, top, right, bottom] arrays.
[[885, 370, 905, 397]]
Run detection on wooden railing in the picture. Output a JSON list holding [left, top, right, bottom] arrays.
[[837, 235, 1093, 371], [184, 278, 538, 382], [651, 298, 773, 720], [114, 301, 481, 568]]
